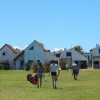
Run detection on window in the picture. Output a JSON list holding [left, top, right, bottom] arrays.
[[99, 48, 100, 54], [28, 60, 33, 64], [88, 56, 90, 61], [29, 46, 34, 50], [66, 52, 71, 57], [56, 53, 61, 57], [20, 60, 24, 69], [2, 52, 5, 56]]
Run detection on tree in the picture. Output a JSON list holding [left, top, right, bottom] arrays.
[[74, 45, 83, 54]]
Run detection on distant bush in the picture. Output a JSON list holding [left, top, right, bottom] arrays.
[[0, 63, 4, 69], [60, 60, 66, 70], [31, 62, 50, 73], [31, 63, 38, 73], [25, 62, 32, 71], [0, 62, 10, 70], [43, 63, 50, 73]]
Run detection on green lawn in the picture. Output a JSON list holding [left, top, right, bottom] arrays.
[[0, 69, 100, 100]]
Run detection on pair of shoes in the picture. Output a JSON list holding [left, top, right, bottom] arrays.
[[74, 78, 77, 80]]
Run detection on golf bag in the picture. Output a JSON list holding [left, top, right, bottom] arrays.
[[27, 74, 38, 85]]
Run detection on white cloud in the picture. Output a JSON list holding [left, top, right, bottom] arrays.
[[13, 46, 23, 50], [13, 45, 28, 50], [52, 48, 64, 52]]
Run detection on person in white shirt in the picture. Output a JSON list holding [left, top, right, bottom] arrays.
[[49, 61, 59, 89], [66, 64, 70, 71]]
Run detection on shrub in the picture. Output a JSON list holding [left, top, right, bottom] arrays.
[[31, 62, 50, 73], [25, 62, 32, 71], [0, 63, 4, 69], [60, 60, 66, 70], [31, 63, 38, 73], [43, 63, 50, 73], [4, 62, 10, 70], [0, 62, 10, 70]]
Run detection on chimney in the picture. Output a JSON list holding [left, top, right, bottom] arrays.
[[64, 48, 66, 51], [96, 44, 99, 48]]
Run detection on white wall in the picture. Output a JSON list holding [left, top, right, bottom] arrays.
[[45, 52, 59, 63], [15, 61, 20, 70], [24, 41, 59, 64], [91, 45, 100, 56], [71, 49, 88, 61], [0, 45, 18, 69], [24, 42, 46, 64], [60, 49, 88, 62]]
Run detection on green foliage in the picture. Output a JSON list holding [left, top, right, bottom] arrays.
[[43, 63, 50, 72], [0, 63, 4, 69], [74, 45, 83, 54], [31, 63, 38, 73], [25, 62, 32, 71], [31, 62, 50, 73], [60, 60, 66, 70], [0, 62, 10, 70]]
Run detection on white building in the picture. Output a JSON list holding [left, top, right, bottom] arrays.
[[0, 44, 21, 69], [14, 40, 59, 69], [90, 44, 100, 69], [83, 44, 100, 69], [54, 48, 88, 69]]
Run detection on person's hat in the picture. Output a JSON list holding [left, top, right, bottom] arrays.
[[72, 63, 77, 66]]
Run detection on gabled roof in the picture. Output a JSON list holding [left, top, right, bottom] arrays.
[[25, 40, 51, 53], [34, 40, 48, 52], [0, 44, 21, 54], [71, 48, 88, 60], [14, 50, 24, 61], [14, 40, 52, 61]]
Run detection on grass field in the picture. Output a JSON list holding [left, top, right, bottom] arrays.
[[0, 69, 100, 100]]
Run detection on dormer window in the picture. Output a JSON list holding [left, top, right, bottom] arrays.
[[2, 52, 6, 56], [29, 46, 34, 50]]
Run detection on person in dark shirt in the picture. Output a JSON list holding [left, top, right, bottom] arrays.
[[72, 63, 79, 80], [37, 61, 44, 88]]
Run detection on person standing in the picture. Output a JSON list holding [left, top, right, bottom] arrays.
[[72, 63, 79, 80], [66, 64, 70, 71], [49, 61, 59, 89], [36, 61, 44, 88]]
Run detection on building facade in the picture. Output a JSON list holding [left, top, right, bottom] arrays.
[[90, 44, 100, 68], [14, 40, 58, 69], [0, 44, 21, 69], [54, 48, 88, 69]]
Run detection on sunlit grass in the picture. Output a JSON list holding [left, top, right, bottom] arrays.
[[0, 69, 100, 100]]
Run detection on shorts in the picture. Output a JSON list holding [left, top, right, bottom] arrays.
[[73, 69, 79, 74], [37, 72, 43, 78], [51, 72, 57, 76]]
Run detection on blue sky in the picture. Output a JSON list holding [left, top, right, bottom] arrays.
[[0, 0, 100, 52]]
